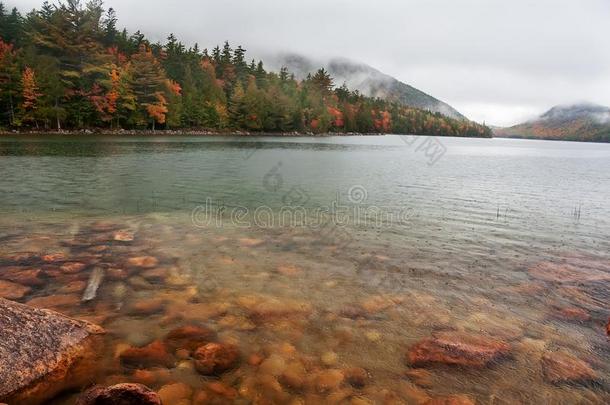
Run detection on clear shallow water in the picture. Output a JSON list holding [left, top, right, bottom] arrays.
[[0, 135, 609, 404]]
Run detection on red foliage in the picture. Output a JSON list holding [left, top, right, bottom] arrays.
[[373, 110, 392, 132], [166, 79, 182, 96], [327, 106, 344, 128], [21, 67, 41, 111]]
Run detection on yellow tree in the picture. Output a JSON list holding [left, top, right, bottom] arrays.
[[20, 67, 42, 127]]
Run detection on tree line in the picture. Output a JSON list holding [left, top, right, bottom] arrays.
[[0, 0, 491, 137]]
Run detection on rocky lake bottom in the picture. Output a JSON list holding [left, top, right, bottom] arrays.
[[0, 212, 608, 405]]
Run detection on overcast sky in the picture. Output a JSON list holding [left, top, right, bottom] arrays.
[[9, 0, 610, 126]]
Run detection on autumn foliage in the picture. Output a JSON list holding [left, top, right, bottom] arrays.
[[0, 1, 492, 138]]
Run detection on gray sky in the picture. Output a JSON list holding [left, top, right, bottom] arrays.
[[10, 0, 610, 126]]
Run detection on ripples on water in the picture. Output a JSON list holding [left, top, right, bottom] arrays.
[[0, 135, 609, 404]]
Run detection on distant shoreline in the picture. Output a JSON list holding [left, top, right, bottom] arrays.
[[0, 129, 492, 139], [494, 134, 610, 143]]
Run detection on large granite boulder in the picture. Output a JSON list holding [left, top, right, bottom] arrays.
[[0, 298, 105, 405]]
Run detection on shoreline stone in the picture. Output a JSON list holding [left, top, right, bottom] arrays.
[[0, 298, 105, 405]]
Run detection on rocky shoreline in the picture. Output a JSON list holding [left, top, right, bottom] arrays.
[[0, 129, 384, 137]]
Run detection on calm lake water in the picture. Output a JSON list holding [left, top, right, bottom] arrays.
[[0, 135, 609, 404]]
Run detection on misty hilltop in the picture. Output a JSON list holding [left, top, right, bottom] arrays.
[[495, 103, 610, 142], [264, 53, 465, 120]]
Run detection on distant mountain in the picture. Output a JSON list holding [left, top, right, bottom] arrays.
[[264, 53, 466, 120], [495, 103, 610, 142]]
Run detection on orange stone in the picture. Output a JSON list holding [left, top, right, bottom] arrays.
[[42, 253, 67, 263], [425, 394, 476, 405], [128, 256, 159, 269], [27, 294, 80, 310], [277, 265, 301, 276], [407, 332, 511, 368], [120, 340, 175, 368], [0, 280, 31, 300], [193, 343, 240, 375], [129, 298, 166, 316], [164, 325, 215, 352], [551, 307, 591, 322], [61, 262, 87, 274], [0, 267, 44, 286], [541, 351, 596, 384]]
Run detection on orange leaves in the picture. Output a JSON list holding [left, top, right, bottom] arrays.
[[373, 110, 392, 132], [327, 106, 344, 128], [21, 67, 41, 112], [166, 79, 182, 96], [146, 92, 169, 124]]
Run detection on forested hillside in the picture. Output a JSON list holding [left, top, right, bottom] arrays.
[[0, 1, 491, 137]]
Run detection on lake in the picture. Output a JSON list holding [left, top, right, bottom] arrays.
[[0, 135, 609, 404]]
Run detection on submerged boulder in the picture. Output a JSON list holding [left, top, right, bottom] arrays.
[[0, 298, 105, 405], [193, 342, 240, 375], [541, 351, 596, 384], [0, 279, 31, 300], [75, 383, 161, 405], [407, 332, 511, 368]]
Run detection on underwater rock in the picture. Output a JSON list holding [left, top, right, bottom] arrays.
[[59, 280, 88, 294], [3, 252, 40, 265], [113, 230, 135, 242], [550, 307, 591, 323], [193, 342, 240, 375], [239, 238, 264, 247], [27, 294, 80, 310], [140, 267, 169, 281], [0, 298, 104, 405], [0, 267, 44, 286], [127, 276, 154, 290], [528, 261, 610, 283], [0, 279, 31, 300], [41, 253, 67, 263], [60, 262, 87, 274], [339, 305, 368, 320], [606, 318, 610, 336], [321, 351, 338, 366], [131, 370, 156, 386], [407, 332, 511, 368], [343, 367, 368, 388], [239, 294, 313, 322], [164, 325, 215, 352], [157, 382, 193, 405], [128, 298, 166, 316], [127, 256, 159, 269], [541, 350, 596, 384], [361, 295, 403, 314], [75, 383, 161, 405], [404, 368, 433, 387], [315, 369, 345, 391], [277, 264, 302, 276], [205, 381, 237, 400], [424, 394, 476, 405], [119, 340, 175, 368], [279, 361, 307, 389]]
